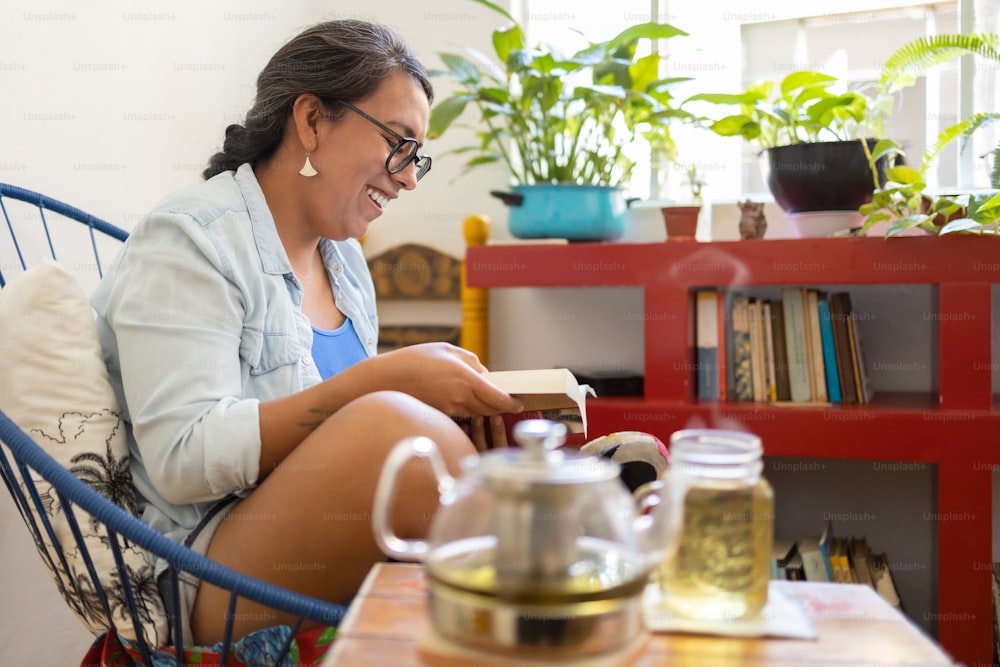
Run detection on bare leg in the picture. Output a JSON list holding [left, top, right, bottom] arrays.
[[189, 390, 475, 644]]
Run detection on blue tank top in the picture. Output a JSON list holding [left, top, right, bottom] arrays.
[[311, 317, 368, 380]]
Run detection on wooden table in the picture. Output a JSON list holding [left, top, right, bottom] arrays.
[[322, 562, 958, 667]]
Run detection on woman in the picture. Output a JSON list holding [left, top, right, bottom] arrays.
[[91, 20, 521, 646]]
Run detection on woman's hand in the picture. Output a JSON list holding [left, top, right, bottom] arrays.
[[370, 342, 523, 419], [462, 414, 512, 452]]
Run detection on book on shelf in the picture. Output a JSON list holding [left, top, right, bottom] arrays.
[[817, 297, 843, 404], [771, 537, 798, 580], [805, 290, 828, 402], [797, 521, 833, 582], [761, 300, 778, 402], [780, 287, 812, 402], [770, 299, 792, 401], [828, 292, 859, 405], [784, 549, 806, 581], [829, 536, 854, 583], [870, 551, 903, 610], [483, 368, 596, 434], [850, 537, 875, 588], [730, 295, 754, 401], [695, 290, 721, 401], [748, 298, 766, 402], [851, 310, 876, 405], [717, 290, 728, 402]]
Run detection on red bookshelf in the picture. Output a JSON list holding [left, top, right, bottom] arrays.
[[467, 235, 999, 667]]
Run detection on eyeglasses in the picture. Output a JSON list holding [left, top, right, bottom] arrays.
[[332, 101, 432, 181]]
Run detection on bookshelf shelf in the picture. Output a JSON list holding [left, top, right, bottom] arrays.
[[467, 235, 999, 667]]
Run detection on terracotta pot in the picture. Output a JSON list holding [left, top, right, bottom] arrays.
[[661, 206, 700, 241]]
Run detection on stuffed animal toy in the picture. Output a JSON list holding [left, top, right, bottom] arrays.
[[580, 431, 669, 493]]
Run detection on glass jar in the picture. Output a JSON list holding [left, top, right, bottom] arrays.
[[656, 429, 774, 621]]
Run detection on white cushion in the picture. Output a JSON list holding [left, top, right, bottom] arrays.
[[0, 259, 167, 646]]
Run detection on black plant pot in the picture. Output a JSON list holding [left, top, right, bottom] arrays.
[[762, 140, 888, 214]]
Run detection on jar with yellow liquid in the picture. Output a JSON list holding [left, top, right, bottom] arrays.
[[656, 429, 774, 621]]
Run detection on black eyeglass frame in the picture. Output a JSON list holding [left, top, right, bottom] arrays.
[[329, 100, 432, 181]]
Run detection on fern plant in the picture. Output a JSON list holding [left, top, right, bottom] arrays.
[[872, 31, 1000, 168]]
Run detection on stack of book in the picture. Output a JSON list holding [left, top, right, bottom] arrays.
[[693, 288, 875, 405], [772, 522, 903, 611]]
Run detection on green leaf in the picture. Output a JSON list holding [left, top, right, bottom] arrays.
[[939, 217, 988, 234], [780, 71, 838, 97], [605, 22, 688, 53], [972, 191, 1000, 213], [470, 0, 517, 24], [869, 138, 904, 163], [493, 24, 524, 65], [428, 95, 473, 138], [628, 53, 661, 93], [884, 165, 924, 185], [709, 115, 753, 136], [686, 92, 762, 106], [886, 214, 933, 236], [439, 53, 481, 86]]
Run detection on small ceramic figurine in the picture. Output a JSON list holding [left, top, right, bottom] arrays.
[[738, 200, 767, 240]]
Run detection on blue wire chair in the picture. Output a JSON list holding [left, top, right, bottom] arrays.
[[0, 183, 348, 666]]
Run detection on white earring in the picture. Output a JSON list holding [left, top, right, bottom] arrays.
[[299, 151, 318, 177]]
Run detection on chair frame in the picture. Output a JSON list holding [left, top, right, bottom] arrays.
[[0, 182, 129, 287], [0, 182, 347, 666]]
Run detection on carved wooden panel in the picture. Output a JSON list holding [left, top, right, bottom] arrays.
[[367, 243, 461, 301], [376, 325, 461, 354]]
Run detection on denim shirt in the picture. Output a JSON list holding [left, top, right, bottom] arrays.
[[91, 163, 378, 552]]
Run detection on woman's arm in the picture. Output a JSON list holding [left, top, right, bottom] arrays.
[[257, 341, 522, 476]]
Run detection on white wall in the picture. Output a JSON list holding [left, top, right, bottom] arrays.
[[0, 1, 511, 662]]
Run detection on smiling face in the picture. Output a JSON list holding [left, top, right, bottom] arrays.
[[292, 71, 431, 240]]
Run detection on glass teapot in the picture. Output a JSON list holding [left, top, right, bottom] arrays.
[[371, 419, 667, 658]]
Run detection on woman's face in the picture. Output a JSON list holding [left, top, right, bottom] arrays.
[[303, 72, 430, 240]]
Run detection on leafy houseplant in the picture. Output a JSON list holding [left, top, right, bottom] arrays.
[[427, 0, 696, 240], [689, 70, 889, 223], [859, 139, 1000, 237], [859, 33, 1000, 236]]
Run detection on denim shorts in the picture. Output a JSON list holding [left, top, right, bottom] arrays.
[[157, 496, 240, 647]]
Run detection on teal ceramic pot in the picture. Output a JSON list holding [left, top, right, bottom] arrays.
[[491, 184, 628, 241]]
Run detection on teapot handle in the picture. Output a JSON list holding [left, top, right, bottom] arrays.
[[632, 479, 670, 570], [372, 436, 454, 561]]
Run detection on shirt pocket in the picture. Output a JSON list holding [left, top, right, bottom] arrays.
[[240, 328, 301, 375]]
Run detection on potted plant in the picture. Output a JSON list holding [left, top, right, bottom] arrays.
[[688, 70, 886, 231], [859, 137, 1000, 237], [859, 32, 1000, 236], [660, 163, 704, 241], [428, 0, 697, 241]]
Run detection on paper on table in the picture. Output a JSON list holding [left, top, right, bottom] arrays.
[[642, 583, 817, 639]]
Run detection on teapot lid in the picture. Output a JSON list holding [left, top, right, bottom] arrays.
[[476, 419, 619, 485]]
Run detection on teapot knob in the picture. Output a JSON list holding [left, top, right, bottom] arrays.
[[513, 419, 567, 461]]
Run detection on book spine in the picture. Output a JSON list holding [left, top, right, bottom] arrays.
[[731, 296, 753, 401], [851, 309, 876, 404], [781, 288, 811, 402], [806, 290, 827, 402], [718, 290, 727, 402], [748, 298, 764, 401], [770, 300, 791, 401], [762, 301, 777, 402], [695, 291, 720, 401], [828, 292, 859, 405], [818, 298, 842, 403]]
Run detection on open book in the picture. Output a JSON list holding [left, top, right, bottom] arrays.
[[483, 368, 596, 435]]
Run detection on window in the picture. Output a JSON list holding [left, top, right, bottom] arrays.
[[519, 0, 997, 202]]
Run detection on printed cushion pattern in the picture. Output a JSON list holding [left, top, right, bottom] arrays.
[[84, 624, 338, 667], [0, 259, 168, 646]]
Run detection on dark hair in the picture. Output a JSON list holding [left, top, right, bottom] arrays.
[[202, 20, 433, 180]]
